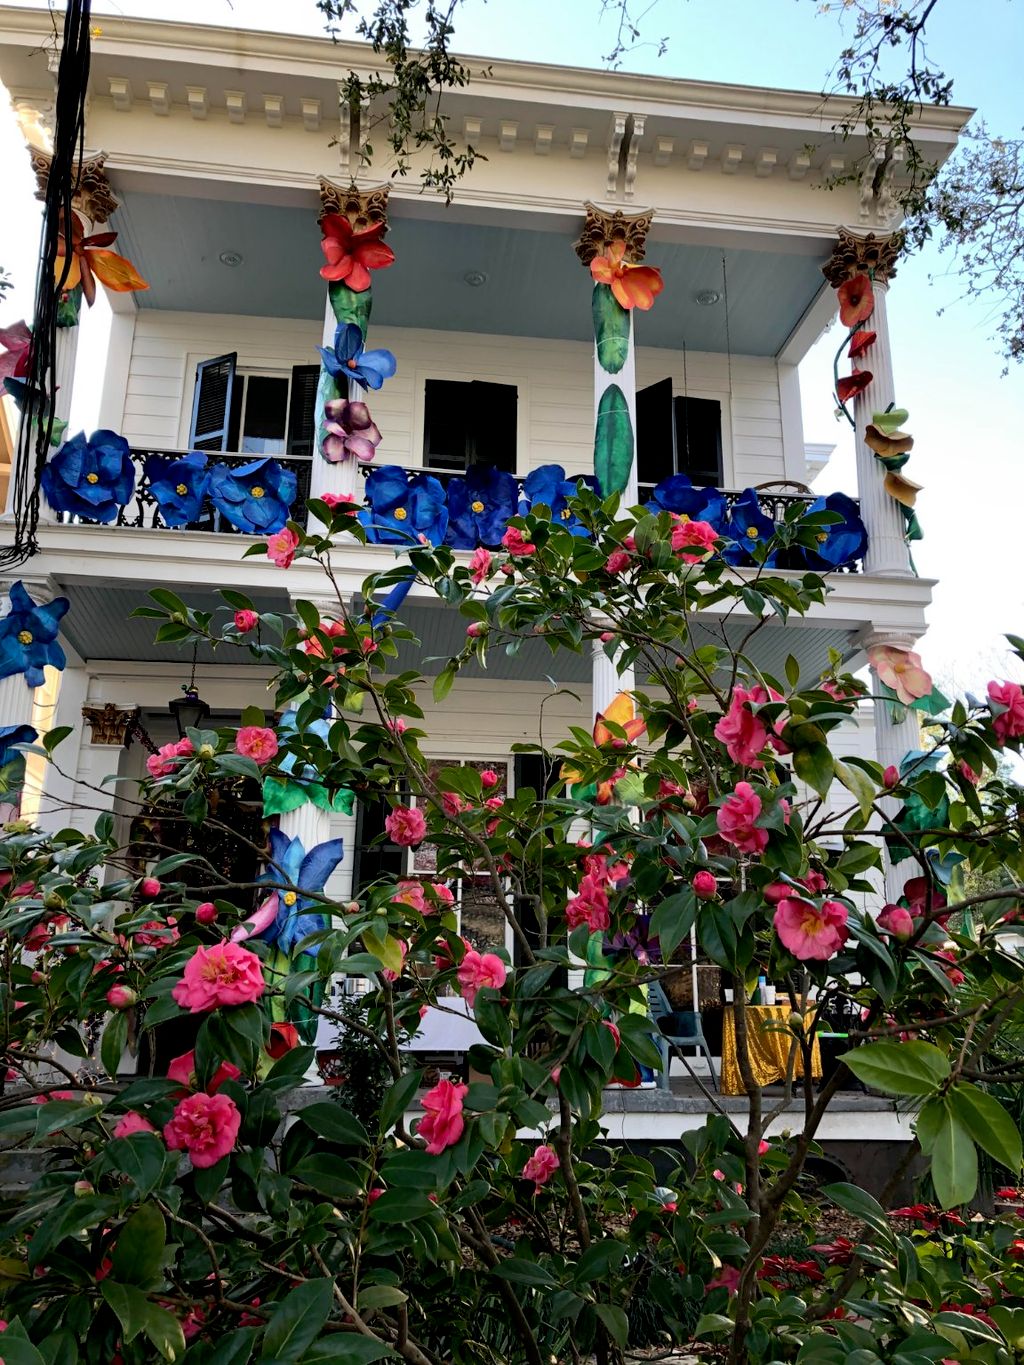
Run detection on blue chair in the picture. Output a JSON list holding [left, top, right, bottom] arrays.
[[648, 980, 718, 1092]]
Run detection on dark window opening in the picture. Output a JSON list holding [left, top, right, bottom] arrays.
[[423, 379, 518, 473], [636, 377, 723, 495], [351, 795, 407, 895]]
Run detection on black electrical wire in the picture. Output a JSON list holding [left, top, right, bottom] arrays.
[[1, 0, 92, 567]]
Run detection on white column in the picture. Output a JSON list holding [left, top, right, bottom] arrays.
[[33, 666, 88, 833], [307, 295, 361, 526], [591, 638, 635, 722], [867, 632, 922, 902]]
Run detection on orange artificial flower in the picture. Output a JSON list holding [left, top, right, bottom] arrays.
[[55, 210, 148, 307], [836, 273, 874, 329], [593, 692, 647, 746], [590, 241, 664, 311], [836, 371, 873, 403], [847, 330, 876, 359], [319, 213, 395, 291]]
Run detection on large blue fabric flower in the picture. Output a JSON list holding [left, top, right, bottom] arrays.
[[801, 492, 868, 570], [0, 724, 37, 765], [234, 828, 345, 955], [519, 464, 599, 536], [0, 582, 69, 688], [146, 451, 210, 528], [359, 465, 448, 546], [647, 473, 727, 529], [208, 457, 296, 534], [722, 488, 778, 565], [318, 322, 397, 391], [445, 465, 518, 548], [40, 429, 135, 523]]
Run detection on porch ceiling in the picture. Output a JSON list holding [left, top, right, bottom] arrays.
[[113, 190, 827, 356]]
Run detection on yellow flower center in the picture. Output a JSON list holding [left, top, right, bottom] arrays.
[[394, 506, 408, 520], [251, 486, 265, 499], [679, 513, 690, 523], [816, 531, 828, 543], [176, 483, 188, 496], [85, 472, 99, 485], [471, 499, 484, 514], [17, 630, 32, 645], [746, 527, 759, 539], [561, 508, 571, 520], [282, 891, 297, 906]]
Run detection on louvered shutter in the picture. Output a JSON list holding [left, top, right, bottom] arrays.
[[286, 364, 321, 457], [188, 353, 237, 451]]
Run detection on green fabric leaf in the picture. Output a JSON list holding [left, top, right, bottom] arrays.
[[593, 383, 634, 497], [592, 283, 630, 375], [329, 279, 372, 340]]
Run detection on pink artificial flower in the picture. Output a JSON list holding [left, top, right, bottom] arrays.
[[867, 644, 932, 706], [716, 782, 768, 855], [671, 518, 718, 563], [605, 550, 631, 574], [321, 398, 382, 463], [521, 1143, 559, 1192], [266, 527, 299, 569], [457, 948, 507, 1006], [774, 898, 849, 961], [235, 726, 279, 766], [171, 942, 266, 1013], [988, 680, 1024, 745], [469, 546, 493, 585], [0, 320, 32, 381], [416, 1078, 468, 1155], [163, 1091, 241, 1168], [715, 686, 770, 768], [392, 880, 426, 913], [233, 609, 259, 633], [565, 873, 611, 933], [692, 871, 718, 899], [112, 1111, 157, 1139], [878, 904, 914, 941], [385, 805, 426, 847], [501, 526, 535, 557], [167, 1050, 241, 1095], [480, 767, 499, 790]]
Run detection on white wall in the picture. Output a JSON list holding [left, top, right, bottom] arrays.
[[118, 309, 794, 489]]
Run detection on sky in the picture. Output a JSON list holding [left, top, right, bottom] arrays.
[[0, 0, 1022, 695]]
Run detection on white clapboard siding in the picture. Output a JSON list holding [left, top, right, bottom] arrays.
[[410, 676, 593, 756], [122, 311, 790, 486]]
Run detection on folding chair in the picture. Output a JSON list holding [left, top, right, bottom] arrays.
[[648, 979, 718, 1092]]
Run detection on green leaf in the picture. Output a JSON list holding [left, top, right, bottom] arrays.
[[820, 1183, 891, 1238], [594, 1304, 629, 1348], [301, 1340, 396, 1364], [100, 1010, 129, 1080], [576, 1240, 628, 1282], [914, 1096, 947, 1155], [362, 928, 404, 977], [0, 1329, 46, 1365], [101, 1282, 186, 1362], [593, 383, 634, 497], [648, 890, 697, 959], [834, 759, 876, 821], [931, 1107, 977, 1209], [357, 1285, 407, 1311], [432, 665, 456, 704], [793, 742, 835, 799], [378, 1070, 422, 1134], [204, 1327, 260, 1365], [947, 1082, 1023, 1175], [493, 1258, 558, 1287], [298, 1102, 370, 1148], [110, 1202, 166, 1286], [592, 283, 630, 375], [842, 1040, 950, 1096], [262, 1279, 335, 1362]]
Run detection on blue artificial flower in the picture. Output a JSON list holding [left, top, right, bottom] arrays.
[[208, 456, 297, 534], [0, 723, 37, 765], [40, 429, 135, 523], [446, 465, 518, 548], [722, 488, 778, 565], [359, 465, 448, 546], [241, 828, 345, 955], [0, 582, 69, 688], [801, 492, 868, 570], [647, 473, 727, 529], [318, 322, 397, 391], [519, 464, 599, 536], [145, 451, 210, 528], [276, 711, 332, 785]]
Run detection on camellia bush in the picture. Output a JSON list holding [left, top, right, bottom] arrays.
[[2, 488, 1024, 1365]]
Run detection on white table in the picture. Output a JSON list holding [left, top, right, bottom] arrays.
[[399, 996, 486, 1054]]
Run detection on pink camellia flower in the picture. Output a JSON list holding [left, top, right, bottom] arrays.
[[716, 782, 768, 855], [692, 871, 718, 899], [112, 1111, 157, 1139], [522, 1143, 559, 1193], [714, 686, 770, 768], [235, 726, 279, 765], [671, 518, 718, 563], [457, 948, 507, 1007], [878, 904, 914, 941], [266, 527, 299, 569], [164, 1091, 241, 1169], [802, 870, 828, 895], [706, 1265, 742, 1295], [171, 942, 266, 1013], [501, 526, 536, 557], [958, 760, 980, 785], [167, 1050, 241, 1095], [416, 1078, 468, 1155], [903, 876, 949, 925], [429, 881, 455, 906], [774, 897, 849, 961], [134, 919, 179, 949], [233, 609, 259, 633], [565, 873, 611, 933], [469, 546, 493, 585], [321, 397, 382, 463], [882, 764, 899, 790], [385, 804, 427, 847], [441, 791, 467, 819], [605, 550, 631, 574], [105, 985, 137, 1010], [758, 1139, 770, 1156], [140, 877, 161, 900], [602, 1019, 621, 1050], [988, 680, 1024, 745], [392, 880, 426, 913], [936, 949, 965, 987], [385, 717, 407, 736], [195, 902, 218, 925], [146, 739, 191, 779], [479, 768, 499, 790], [867, 644, 932, 706]]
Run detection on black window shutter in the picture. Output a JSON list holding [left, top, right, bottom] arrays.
[[424, 379, 471, 470], [351, 796, 406, 895], [286, 364, 321, 458], [636, 378, 675, 489], [675, 396, 723, 485], [188, 353, 237, 452], [469, 381, 518, 472]]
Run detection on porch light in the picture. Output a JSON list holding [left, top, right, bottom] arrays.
[[168, 644, 210, 737]]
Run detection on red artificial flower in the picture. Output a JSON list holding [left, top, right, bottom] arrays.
[[590, 240, 664, 310], [55, 210, 148, 308], [267, 1023, 300, 1060], [837, 272, 874, 328], [847, 329, 877, 359], [836, 371, 873, 403], [319, 213, 395, 291]]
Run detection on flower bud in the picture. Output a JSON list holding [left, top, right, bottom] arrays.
[[691, 871, 717, 899], [882, 764, 899, 790], [599, 631, 615, 644], [234, 609, 259, 633], [73, 1180, 94, 1197], [139, 877, 161, 900], [198, 743, 215, 760], [466, 622, 486, 639], [195, 902, 218, 925], [106, 985, 137, 1010]]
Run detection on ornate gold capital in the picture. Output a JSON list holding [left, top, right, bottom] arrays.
[[573, 201, 654, 267], [82, 703, 139, 747], [29, 148, 119, 226], [317, 178, 390, 233], [822, 228, 905, 288]]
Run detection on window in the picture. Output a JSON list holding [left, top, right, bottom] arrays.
[[423, 379, 518, 473], [636, 377, 724, 492], [227, 374, 289, 455], [189, 355, 320, 456]]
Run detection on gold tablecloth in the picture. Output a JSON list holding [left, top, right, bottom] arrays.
[[720, 1005, 822, 1096]]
